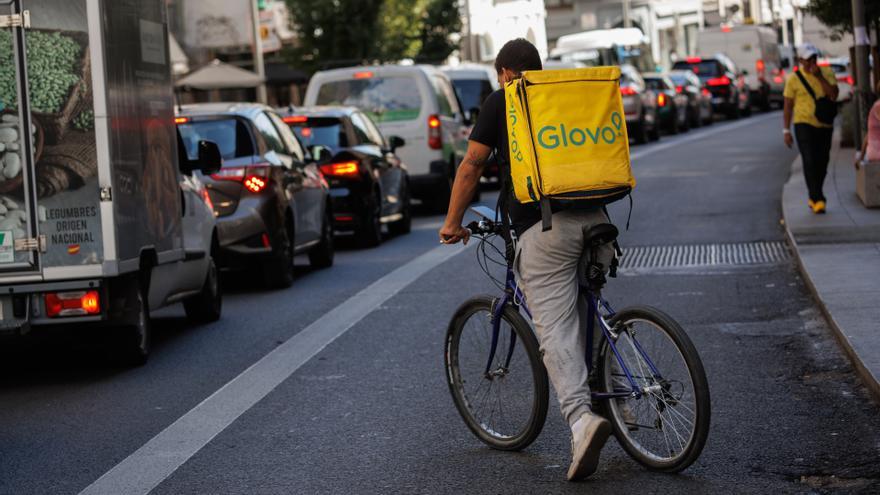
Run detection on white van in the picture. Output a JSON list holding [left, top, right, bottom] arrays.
[[696, 26, 784, 109], [304, 65, 469, 211]]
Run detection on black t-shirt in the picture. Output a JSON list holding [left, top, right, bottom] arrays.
[[468, 89, 541, 235]]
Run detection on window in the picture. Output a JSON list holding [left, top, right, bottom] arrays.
[[266, 111, 305, 161], [253, 112, 286, 154], [349, 112, 374, 145], [177, 118, 254, 160], [359, 113, 387, 147], [315, 76, 422, 122], [431, 76, 454, 117], [450, 79, 494, 113], [288, 117, 348, 151]]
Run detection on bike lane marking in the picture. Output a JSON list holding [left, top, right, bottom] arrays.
[[79, 242, 471, 495]]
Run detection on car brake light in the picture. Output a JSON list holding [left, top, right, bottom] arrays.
[[817, 60, 829, 67], [721, 25, 731, 32], [353, 71, 373, 79], [702, 88, 711, 97], [838, 74, 854, 85], [320, 161, 360, 178], [756, 59, 765, 75], [300, 127, 312, 137], [428, 114, 442, 150], [620, 86, 637, 96], [45, 291, 101, 318], [657, 93, 667, 107], [174, 116, 189, 124], [686, 56, 701, 63], [200, 188, 214, 211], [707, 76, 731, 86], [211, 165, 270, 193], [283, 115, 308, 124], [675, 85, 684, 94]]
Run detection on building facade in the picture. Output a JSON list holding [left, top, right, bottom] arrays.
[[461, 0, 549, 62], [545, 0, 703, 69]]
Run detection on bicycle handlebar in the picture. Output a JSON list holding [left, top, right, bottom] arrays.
[[465, 219, 499, 236]]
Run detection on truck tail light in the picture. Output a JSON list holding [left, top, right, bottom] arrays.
[[428, 114, 442, 150], [755, 59, 765, 77], [211, 165, 271, 193], [45, 291, 101, 318], [320, 161, 360, 178]]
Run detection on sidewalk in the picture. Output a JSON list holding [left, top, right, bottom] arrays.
[[782, 129, 880, 402]]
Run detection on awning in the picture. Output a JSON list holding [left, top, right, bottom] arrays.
[[175, 59, 265, 90]]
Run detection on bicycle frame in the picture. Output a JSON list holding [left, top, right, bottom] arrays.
[[485, 265, 664, 402]]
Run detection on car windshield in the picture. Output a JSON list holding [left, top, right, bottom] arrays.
[[315, 76, 421, 123], [288, 117, 347, 150], [673, 60, 723, 79], [177, 118, 253, 160], [644, 78, 667, 90], [450, 79, 494, 112], [668, 73, 689, 86]]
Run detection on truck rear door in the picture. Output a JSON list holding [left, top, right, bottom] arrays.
[[0, 2, 40, 273]]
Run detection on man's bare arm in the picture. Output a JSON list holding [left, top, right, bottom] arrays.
[[439, 141, 492, 244]]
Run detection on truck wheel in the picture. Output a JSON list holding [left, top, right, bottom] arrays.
[[309, 209, 334, 268], [183, 258, 222, 323], [119, 280, 150, 366], [263, 225, 295, 289]]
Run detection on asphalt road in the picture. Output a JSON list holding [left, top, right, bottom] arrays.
[[2, 112, 880, 494]]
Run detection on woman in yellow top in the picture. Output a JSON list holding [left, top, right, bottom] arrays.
[[782, 44, 839, 214]]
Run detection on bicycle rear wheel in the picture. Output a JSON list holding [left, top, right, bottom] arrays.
[[445, 296, 549, 451], [598, 306, 710, 472]]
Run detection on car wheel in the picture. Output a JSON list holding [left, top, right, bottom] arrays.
[[648, 113, 661, 142], [632, 118, 648, 145], [389, 185, 412, 236], [690, 107, 701, 129], [741, 100, 752, 117], [183, 257, 222, 323], [118, 276, 151, 366], [704, 107, 714, 126], [263, 224, 295, 289], [358, 193, 383, 248], [309, 207, 335, 268], [727, 100, 740, 120]]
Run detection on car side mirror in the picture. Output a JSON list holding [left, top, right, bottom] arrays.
[[197, 140, 222, 175], [307, 144, 333, 163], [387, 135, 405, 153]]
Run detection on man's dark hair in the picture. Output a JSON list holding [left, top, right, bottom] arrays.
[[494, 38, 542, 75]]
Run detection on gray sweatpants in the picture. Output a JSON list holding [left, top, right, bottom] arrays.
[[517, 209, 614, 427]]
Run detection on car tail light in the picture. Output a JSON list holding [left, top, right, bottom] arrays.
[[211, 165, 270, 193], [657, 93, 667, 107], [706, 76, 731, 86], [838, 74, 854, 85], [721, 25, 731, 32], [282, 115, 308, 124], [353, 71, 373, 79], [45, 291, 101, 318], [334, 215, 355, 222], [817, 59, 830, 67], [320, 161, 360, 178], [675, 85, 684, 93], [200, 188, 214, 211], [174, 116, 189, 124], [686, 56, 701, 63], [756, 59, 765, 76], [428, 114, 442, 150], [620, 86, 637, 96], [702, 88, 711, 97]]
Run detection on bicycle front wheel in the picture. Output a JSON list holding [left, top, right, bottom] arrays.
[[599, 306, 711, 472], [445, 296, 549, 451]]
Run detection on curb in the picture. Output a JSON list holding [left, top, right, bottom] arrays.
[[781, 140, 880, 405]]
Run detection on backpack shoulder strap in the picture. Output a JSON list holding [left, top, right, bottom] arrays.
[[794, 69, 819, 102]]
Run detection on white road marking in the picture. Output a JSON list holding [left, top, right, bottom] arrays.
[[630, 112, 779, 161], [79, 243, 470, 495]]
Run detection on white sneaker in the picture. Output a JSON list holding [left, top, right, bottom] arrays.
[[567, 413, 611, 481]]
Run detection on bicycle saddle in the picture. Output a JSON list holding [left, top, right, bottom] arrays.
[[585, 223, 619, 247]]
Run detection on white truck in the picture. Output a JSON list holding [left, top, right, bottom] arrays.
[[0, 0, 222, 364], [696, 25, 784, 110]]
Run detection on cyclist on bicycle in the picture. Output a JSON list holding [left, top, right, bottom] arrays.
[[439, 38, 614, 481]]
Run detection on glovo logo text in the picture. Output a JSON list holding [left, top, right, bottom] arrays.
[[508, 101, 524, 162], [536, 112, 624, 150]]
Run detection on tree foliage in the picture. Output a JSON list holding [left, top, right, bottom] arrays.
[[284, 0, 461, 71], [417, 0, 462, 63], [806, 0, 880, 39]]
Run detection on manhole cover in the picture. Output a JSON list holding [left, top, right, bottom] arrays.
[[621, 241, 790, 270]]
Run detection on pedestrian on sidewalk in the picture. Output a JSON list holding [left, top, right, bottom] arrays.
[[856, 80, 880, 164], [782, 44, 839, 214], [439, 38, 612, 481]]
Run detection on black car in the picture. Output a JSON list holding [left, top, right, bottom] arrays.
[[176, 103, 334, 289], [668, 70, 714, 127], [279, 106, 412, 247], [672, 55, 750, 119], [643, 74, 689, 134]]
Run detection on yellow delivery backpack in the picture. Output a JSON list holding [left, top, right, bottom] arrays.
[[505, 66, 635, 230]]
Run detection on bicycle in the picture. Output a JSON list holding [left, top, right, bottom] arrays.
[[444, 206, 710, 472]]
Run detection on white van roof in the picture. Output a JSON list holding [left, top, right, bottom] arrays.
[[552, 28, 647, 58]]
